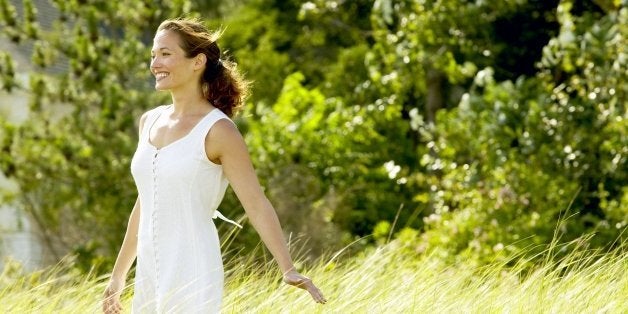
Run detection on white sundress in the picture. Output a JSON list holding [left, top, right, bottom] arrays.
[[130, 105, 240, 313]]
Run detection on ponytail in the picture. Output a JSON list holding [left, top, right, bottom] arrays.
[[158, 18, 250, 117]]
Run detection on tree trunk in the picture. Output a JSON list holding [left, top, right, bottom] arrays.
[[425, 68, 444, 124]]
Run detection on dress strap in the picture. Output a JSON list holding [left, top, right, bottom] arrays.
[[196, 108, 234, 134], [140, 105, 169, 141], [192, 108, 234, 154]]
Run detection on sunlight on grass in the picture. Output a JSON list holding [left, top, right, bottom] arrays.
[[1, 239, 627, 313]]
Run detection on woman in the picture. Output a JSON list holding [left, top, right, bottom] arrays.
[[103, 18, 326, 313]]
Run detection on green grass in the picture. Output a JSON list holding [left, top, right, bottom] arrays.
[[1, 239, 627, 313]]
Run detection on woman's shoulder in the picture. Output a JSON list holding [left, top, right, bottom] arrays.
[[138, 104, 170, 133], [205, 116, 245, 159], [206, 113, 241, 144], [211, 107, 232, 120]]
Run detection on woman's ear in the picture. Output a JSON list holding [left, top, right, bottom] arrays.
[[194, 53, 207, 70]]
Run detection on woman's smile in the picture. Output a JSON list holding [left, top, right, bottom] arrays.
[[155, 72, 170, 81]]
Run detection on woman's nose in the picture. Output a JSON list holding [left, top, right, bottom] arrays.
[[150, 57, 160, 70]]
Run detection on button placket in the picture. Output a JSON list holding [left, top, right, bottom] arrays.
[[151, 149, 160, 295]]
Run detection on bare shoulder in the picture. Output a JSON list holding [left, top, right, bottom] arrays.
[[211, 118, 242, 137], [205, 118, 248, 162], [139, 111, 150, 129], [138, 105, 168, 135], [137, 111, 151, 135]]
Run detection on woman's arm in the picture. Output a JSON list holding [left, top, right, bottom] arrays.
[[103, 197, 140, 313], [109, 197, 141, 281], [206, 119, 326, 304], [103, 112, 149, 313]]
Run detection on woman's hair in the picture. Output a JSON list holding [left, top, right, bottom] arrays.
[[157, 18, 249, 117]]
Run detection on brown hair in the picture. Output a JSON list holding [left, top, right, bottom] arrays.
[[157, 18, 249, 117]]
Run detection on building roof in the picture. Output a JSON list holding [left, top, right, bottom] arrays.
[[3, 0, 68, 75]]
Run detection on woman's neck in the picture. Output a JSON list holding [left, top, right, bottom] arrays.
[[169, 84, 211, 115]]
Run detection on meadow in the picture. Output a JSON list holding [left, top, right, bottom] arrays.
[[1, 237, 626, 313]]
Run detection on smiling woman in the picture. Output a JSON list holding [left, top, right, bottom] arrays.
[[151, 20, 247, 118], [102, 18, 326, 314]]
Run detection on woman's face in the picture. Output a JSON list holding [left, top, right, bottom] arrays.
[[150, 30, 200, 92]]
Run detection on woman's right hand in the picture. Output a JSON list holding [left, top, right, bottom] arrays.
[[102, 279, 124, 314]]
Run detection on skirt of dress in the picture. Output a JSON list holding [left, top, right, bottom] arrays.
[[131, 219, 224, 313]]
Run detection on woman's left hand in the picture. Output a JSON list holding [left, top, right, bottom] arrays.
[[283, 270, 327, 304]]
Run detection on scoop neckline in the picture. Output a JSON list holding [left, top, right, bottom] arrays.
[[147, 105, 218, 151]]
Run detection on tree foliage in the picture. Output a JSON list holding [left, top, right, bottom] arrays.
[[370, 0, 627, 263], [0, 0, 625, 271], [0, 0, 198, 270]]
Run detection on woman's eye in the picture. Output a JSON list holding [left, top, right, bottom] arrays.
[[150, 52, 170, 59]]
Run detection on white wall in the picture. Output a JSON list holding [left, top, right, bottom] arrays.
[[1, 0, 72, 272], [0, 52, 41, 271], [0, 202, 43, 271]]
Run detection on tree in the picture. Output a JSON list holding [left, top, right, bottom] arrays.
[[0, 0, 197, 271], [214, 0, 422, 253], [415, 1, 627, 263], [2, 0, 623, 271]]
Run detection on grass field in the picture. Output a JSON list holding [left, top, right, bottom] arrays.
[[1, 238, 626, 313]]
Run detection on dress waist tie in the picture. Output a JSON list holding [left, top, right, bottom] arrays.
[[212, 210, 243, 228]]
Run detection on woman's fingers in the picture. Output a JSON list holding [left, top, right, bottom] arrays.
[[284, 272, 327, 304], [103, 298, 122, 314], [103, 286, 123, 314], [304, 280, 327, 304]]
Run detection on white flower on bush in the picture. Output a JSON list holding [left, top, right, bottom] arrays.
[[384, 160, 401, 179]]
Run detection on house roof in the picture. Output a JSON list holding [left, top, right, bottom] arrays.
[[3, 0, 68, 75]]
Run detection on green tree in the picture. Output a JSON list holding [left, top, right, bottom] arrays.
[[0, 0, 197, 271], [415, 1, 627, 263], [214, 0, 422, 253], [2, 0, 624, 272]]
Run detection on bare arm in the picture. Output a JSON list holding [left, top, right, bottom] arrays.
[[103, 198, 140, 313], [209, 120, 293, 271], [103, 112, 148, 313], [206, 119, 326, 304], [109, 197, 141, 283]]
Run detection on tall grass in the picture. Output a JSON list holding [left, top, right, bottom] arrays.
[[1, 238, 626, 313]]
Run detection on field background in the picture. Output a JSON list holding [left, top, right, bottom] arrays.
[[2, 237, 627, 313]]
